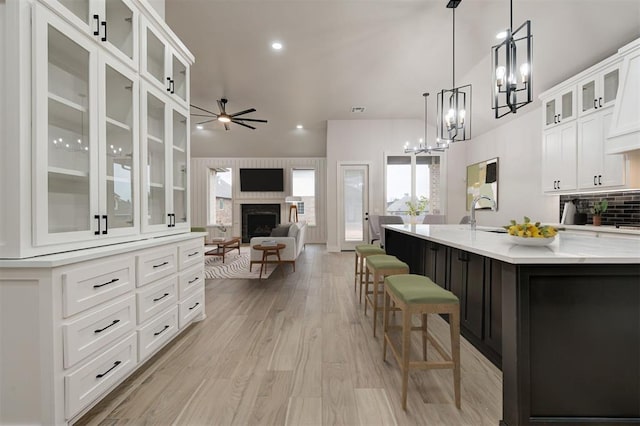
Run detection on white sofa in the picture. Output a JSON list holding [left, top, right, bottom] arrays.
[[249, 221, 307, 272]]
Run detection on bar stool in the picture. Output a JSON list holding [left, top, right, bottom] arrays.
[[382, 274, 460, 410], [354, 244, 385, 301], [364, 254, 409, 337]]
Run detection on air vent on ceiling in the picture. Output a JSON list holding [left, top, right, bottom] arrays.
[[351, 106, 366, 113]]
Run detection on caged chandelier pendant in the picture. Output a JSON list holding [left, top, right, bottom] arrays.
[[404, 93, 446, 155], [491, 0, 532, 118], [436, 0, 472, 145]]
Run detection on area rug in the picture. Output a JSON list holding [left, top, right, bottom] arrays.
[[204, 247, 275, 279]]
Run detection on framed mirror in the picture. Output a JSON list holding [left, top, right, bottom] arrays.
[[466, 158, 498, 211]]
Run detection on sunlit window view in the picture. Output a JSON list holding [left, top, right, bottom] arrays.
[[386, 155, 441, 223], [208, 168, 232, 226], [292, 169, 316, 226]]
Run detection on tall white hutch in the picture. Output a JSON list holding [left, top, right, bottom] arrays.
[[0, 0, 205, 424]]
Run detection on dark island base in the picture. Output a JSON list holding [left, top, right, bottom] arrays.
[[385, 229, 640, 426]]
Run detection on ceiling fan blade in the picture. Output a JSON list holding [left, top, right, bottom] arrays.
[[196, 118, 217, 125], [191, 113, 216, 118], [190, 104, 219, 116], [224, 123, 230, 131], [230, 108, 256, 117], [217, 99, 226, 114], [233, 118, 268, 123], [232, 120, 256, 130]]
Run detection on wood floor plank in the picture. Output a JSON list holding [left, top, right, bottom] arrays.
[[77, 245, 502, 426]]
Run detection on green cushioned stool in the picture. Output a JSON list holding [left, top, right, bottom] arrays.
[[354, 244, 385, 298], [382, 274, 461, 411], [364, 254, 409, 338]]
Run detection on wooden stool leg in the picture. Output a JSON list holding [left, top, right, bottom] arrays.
[[383, 288, 390, 362], [259, 251, 267, 279], [359, 255, 365, 295], [450, 310, 461, 409], [354, 252, 358, 291], [422, 313, 428, 361], [364, 265, 370, 316], [401, 308, 411, 410], [372, 271, 380, 337]]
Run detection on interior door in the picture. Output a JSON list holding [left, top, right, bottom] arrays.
[[339, 164, 369, 251]]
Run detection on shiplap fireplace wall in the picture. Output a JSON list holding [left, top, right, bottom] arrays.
[[190, 158, 327, 244]]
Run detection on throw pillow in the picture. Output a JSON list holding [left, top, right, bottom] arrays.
[[270, 224, 291, 237], [287, 223, 299, 238]]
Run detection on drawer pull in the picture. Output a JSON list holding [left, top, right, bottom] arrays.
[[93, 278, 119, 289], [154, 325, 170, 336], [187, 251, 199, 257], [94, 319, 120, 334], [95, 360, 121, 379], [188, 277, 199, 284], [153, 293, 170, 302], [189, 302, 200, 311], [153, 261, 169, 269]]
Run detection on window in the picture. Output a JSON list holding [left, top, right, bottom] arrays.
[[292, 168, 316, 226], [208, 168, 232, 226], [386, 155, 441, 222]]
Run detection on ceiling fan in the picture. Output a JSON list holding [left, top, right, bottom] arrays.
[[190, 98, 268, 130]]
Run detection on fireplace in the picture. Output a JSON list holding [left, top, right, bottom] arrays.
[[241, 204, 281, 243]]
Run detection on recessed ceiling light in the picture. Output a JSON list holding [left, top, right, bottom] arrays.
[[296, 124, 303, 129], [271, 41, 283, 50], [196, 124, 203, 130]]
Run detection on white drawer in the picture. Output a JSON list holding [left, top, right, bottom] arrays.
[[62, 256, 135, 317], [178, 289, 204, 329], [136, 275, 178, 324], [63, 295, 136, 369], [136, 246, 178, 287], [178, 238, 205, 271], [179, 265, 204, 299], [65, 333, 137, 419], [137, 306, 178, 362]]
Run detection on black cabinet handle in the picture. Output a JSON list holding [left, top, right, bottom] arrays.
[[153, 293, 169, 302], [171, 213, 176, 227], [553, 180, 557, 189], [187, 251, 199, 257], [94, 319, 120, 333], [167, 77, 172, 92], [167, 213, 172, 227], [554, 115, 557, 124], [558, 114, 561, 122], [102, 215, 108, 235], [101, 21, 107, 42], [599, 97, 603, 108], [594, 175, 597, 186], [96, 360, 121, 379], [154, 325, 170, 336], [170, 79, 175, 94], [93, 14, 100, 36], [189, 302, 200, 310], [95, 214, 101, 235], [188, 277, 199, 284], [557, 180, 560, 189], [594, 99, 598, 109], [93, 278, 119, 289], [152, 261, 168, 269], [598, 175, 602, 185]]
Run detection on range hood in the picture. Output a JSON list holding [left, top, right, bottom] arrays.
[[607, 38, 640, 154]]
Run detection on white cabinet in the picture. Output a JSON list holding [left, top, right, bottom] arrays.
[[140, 17, 189, 107], [33, 5, 139, 246], [578, 62, 620, 117], [542, 122, 577, 193], [47, 0, 138, 70], [141, 82, 190, 234], [578, 110, 626, 189], [542, 86, 576, 129]]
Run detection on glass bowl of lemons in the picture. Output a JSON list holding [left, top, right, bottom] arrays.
[[504, 217, 558, 246]]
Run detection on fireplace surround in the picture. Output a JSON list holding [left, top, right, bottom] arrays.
[[241, 204, 281, 243]]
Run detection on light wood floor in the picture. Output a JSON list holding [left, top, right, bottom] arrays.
[[77, 245, 502, 426]]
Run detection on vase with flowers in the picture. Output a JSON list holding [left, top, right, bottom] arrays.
[[405, 196, 429, 224], [590, 200, 608, 226]]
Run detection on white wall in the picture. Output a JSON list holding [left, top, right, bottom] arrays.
[[452, 106, 559, 227], [190, 157, 327, 244], [146, 0, 165, 20]]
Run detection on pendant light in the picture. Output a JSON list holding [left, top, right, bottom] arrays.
[[491, 0, 532, 118], [436, 0, 472, 144], [404, 93, 445, 155]]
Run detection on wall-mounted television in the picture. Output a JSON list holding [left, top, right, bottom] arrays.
[[239, 168, 284, 192]]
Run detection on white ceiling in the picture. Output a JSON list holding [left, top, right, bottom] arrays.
[[165, 0, 640, 158]]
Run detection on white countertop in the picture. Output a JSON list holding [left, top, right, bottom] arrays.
[[384, 224, 640, 265], [0, 232, 207, 268], [547, 223, 640, 236]]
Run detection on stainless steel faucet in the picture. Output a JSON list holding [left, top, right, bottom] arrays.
[[470, 195, 496, 230]]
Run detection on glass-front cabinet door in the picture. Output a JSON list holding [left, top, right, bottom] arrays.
[[172, 109, 189, 228], [99, 56, 139, 237], [543, 87, 575, 128], [578, 63, 620, 116], [46, 0, 137, 69], [33, 7, 99, 245]]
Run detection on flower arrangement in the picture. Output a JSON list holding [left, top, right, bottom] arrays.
[[406, 196, 429, 217]]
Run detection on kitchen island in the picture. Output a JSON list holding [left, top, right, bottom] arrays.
[[384, 224, 640, 426]]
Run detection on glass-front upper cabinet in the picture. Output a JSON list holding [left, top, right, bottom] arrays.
[[47, 0, 138, 69], [140, 17, 189, 107], [578, 63, 620, 116], [33, 7, 99, 245], [172, 109, 189, 229], [543, 86, 575, 129]]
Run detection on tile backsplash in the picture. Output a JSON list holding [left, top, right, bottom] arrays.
[[559, 191, 640, 226]]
